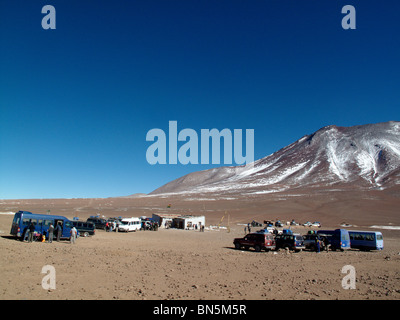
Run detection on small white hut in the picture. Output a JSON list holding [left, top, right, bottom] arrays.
[[152, 213, 180, 228], [173, 215, 205, 230]]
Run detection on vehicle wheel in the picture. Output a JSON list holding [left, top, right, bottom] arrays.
[[254, 245, 261, 252], [84, 232, 89, 237], [234, 243, 241, 250]]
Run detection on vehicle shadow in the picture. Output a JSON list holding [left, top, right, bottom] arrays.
[[1, 235, 19, 241], [1, 235, 73, 245], [223, 246, 264, 253], [224, 246, 237, 251]]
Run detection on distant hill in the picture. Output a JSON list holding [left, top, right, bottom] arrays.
[[116, 193, 148, 198], [150, 121, 400, 196]]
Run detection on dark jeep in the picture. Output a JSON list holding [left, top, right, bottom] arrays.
[[233, 233, 276, 252], [275, 234, 305, 252]]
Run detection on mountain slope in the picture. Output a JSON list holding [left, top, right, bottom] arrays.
[[150, 121, 400, 195]]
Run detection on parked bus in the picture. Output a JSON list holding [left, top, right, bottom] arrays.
[[349, 230, 384, 251], [317, 229, 351, 251], [10, 211, 76, 241]]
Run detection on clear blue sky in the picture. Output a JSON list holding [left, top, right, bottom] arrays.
[[0, 0, 399, 199]]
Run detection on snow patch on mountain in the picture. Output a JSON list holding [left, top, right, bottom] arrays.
[[150, 121, 400, 196]]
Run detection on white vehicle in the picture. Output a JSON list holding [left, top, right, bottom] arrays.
[[118, 217, 141, 232]]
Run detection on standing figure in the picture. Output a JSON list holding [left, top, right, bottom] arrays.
[[316, 239, 321, 253], [56, 223, 62, 241], [28, 222, 35, 243], [48, 224, 54, 243], [70, 226, 78, 244]]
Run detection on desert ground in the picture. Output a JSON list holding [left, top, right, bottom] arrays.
[[0, 189, 399, 300]]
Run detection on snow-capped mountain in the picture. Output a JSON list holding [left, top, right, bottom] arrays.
[[150, 121, 400, 196]]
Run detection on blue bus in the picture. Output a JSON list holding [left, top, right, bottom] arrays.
[[10, 211, 76, 241], [317, 229, 351, 251], [349, 230, 384, 251]]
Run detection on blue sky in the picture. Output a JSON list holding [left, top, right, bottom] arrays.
[[0, 0, 399, 199]]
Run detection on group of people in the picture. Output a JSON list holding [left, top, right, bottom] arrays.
[[245, 223, 252, 234], [105, 220, 117, 232], [24, 221, 78, 244], [315, 236, 330, 252], [142, 221, 159, 231], [192, 223, 205, 232], [198, 224, 205, 232]]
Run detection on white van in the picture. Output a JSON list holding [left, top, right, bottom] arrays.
[[118, 217, 141, 232]]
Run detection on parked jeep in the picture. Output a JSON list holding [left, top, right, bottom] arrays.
[[86, 217, 107, 230], [233, 233, 276, 252], [275, 234, 305, 252], [72, 221, 95, 237]]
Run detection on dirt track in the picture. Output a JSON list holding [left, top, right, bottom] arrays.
[[1, 214, 399, 300]]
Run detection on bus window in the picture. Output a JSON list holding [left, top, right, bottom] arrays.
[[365, 234, 374, 241], [355, 234, 363, 241], [13, 215, 20, 224], [44, 220, 53, 226], [23, 219, 37, 226], [377, 234, 383, 240], [65, 220, 73, 228]]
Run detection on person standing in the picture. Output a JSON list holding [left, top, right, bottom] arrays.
[[48, 224, 54, 243], [316, 239, 321, 253], [24, 222, 31, 242], [323, 237, 330, 252], [28, 222, 35, 243], [70, 226, 77, 244], [55, 223, 62, 241]]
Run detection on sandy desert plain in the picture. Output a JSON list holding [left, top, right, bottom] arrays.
[[0, 187, 400, 301]]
